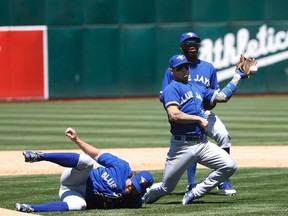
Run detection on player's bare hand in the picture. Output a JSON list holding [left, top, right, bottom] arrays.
[[65, 127, 77, 141], [199, 118, 208, 131]]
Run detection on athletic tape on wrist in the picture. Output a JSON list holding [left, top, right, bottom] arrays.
[[221, 82, 237, 98], [236, 70, 247, 78]]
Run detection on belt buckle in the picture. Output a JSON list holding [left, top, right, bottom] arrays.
[[185, 134, 205, 142], [185, 136, 197, 142], [174, 135, 205, 142]]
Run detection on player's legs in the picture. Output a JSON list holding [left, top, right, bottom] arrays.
[[185, 141, 237, 199], [23, 150, 81, 167], [17, 154, 94, 212], [205, 111, 231, 149], [204, 111, 236, 195], [143, 137, 197, 204], [186, 162, 197, 191], [185, 110, 229, 192], [59, 154, 95, 210]]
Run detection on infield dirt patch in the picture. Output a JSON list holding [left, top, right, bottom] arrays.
[[1, 146, 287, 176], [1, 146, 287, 216]]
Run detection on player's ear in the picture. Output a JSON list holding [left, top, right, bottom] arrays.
[[180, 45, 183, 51]]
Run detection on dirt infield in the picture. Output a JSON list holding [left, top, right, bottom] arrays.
[[1, 146, 287, 216], [0, 208, 41, 216], [1, 146, 288, 176]]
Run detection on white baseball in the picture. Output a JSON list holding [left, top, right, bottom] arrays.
[[250, 65, 258, 73]]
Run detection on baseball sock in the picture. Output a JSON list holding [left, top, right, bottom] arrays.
[[187, 162, 197, 185], [43, 153, 80, 167], [30, 201, 69, 212], [221, 147, 233, 185]]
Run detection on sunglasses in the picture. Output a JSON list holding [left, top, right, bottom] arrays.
[[183, 40, 200, 47]]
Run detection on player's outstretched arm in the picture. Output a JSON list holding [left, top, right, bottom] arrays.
[[65, 127, 101, 159], [214, 54, 257, 103], [214, 73, 242, 103]]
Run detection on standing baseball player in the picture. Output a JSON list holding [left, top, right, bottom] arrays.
[[160, 32, 236, 195], [143, 54, 256, 205], [16, 127, 154, 213]]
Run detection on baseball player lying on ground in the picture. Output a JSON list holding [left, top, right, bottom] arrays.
[[143, 54, 257, 205], [16, 127, 154, 213]]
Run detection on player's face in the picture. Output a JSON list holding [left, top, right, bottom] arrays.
[[125, 179, 139, 195], [171, 63, 190, 84], [181, 40, 200, 61]]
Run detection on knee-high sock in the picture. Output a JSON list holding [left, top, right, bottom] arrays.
[[43, 153, 80, 167], [187, 162, 197, 185], [30, 201, 69, 212]]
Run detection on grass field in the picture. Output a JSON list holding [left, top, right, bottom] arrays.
[[1, 169, 287, 215], [0, 95, 288, 215], [0, 95, 288, 150]]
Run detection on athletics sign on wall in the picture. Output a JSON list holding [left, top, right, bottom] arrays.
[[199, 24, 288, 83], [0, 26, 48, 101]]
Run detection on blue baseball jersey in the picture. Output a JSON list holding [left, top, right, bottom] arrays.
[[89, 153, 131, 196], [86, 153, 142, 208], [162, 80, 216, 136], [161, 59, 219, 91]]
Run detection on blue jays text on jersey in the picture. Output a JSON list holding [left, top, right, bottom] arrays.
[[160, 59, 219, 110], [88, 153, 132, 197], [161, 59, 219, 91], [101, 172, 117, 189]]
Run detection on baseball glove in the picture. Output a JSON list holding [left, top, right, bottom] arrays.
[[93, 192, 123, 209], [235, 54, 257, 78]]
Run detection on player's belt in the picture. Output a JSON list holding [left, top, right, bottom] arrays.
[[173, 134, 207, 142]]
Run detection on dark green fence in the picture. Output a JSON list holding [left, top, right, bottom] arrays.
[[1, 0, 287, 98]]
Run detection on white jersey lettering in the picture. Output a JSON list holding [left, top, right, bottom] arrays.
[[180, 91, 193, 105], [194, 75, 210, 87], [101, 172, 117, 189]]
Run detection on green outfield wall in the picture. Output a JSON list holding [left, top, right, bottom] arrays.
[[1, 0, 288, 99]]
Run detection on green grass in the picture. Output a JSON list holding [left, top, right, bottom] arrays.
[[1, 168, 287, 215], [0, 96, 288, 215], [0, 95, 288, 150]]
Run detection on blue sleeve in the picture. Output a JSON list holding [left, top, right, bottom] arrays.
[[162, 82, 180, 108], [121, 195, 142, 208], [203, 64, 218, 110], [159, 68, 172, 103], [203, 88, 217, 108], [209, 65, 220, 90], [160, 67, 173, 93], [97, 153, 129, 168]]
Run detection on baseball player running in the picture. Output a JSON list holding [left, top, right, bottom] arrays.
[[16, 127, 154, 213], [160, 32, 236, 195], [143, 54, 256, 205]]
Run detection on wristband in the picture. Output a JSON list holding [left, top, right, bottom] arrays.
[[236, 70, 248, 79], [221, 82, 237, 98]]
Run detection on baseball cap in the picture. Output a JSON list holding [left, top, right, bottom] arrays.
[[131, 171, 154, 194], [180, 32, 201, 44], [169, 54, 192, 68]]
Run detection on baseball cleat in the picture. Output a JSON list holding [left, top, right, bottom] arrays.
[[185, 183, 197, 193], [182, 191, 196, 205], [16, 203, 34, 213], [23, 150, 44, 163], [142, 182, 163, 204], [217, 180, 236, 196]]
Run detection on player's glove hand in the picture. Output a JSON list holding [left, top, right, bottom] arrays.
[[235, 54, 257, 79], [93, 192, 123, 209]]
